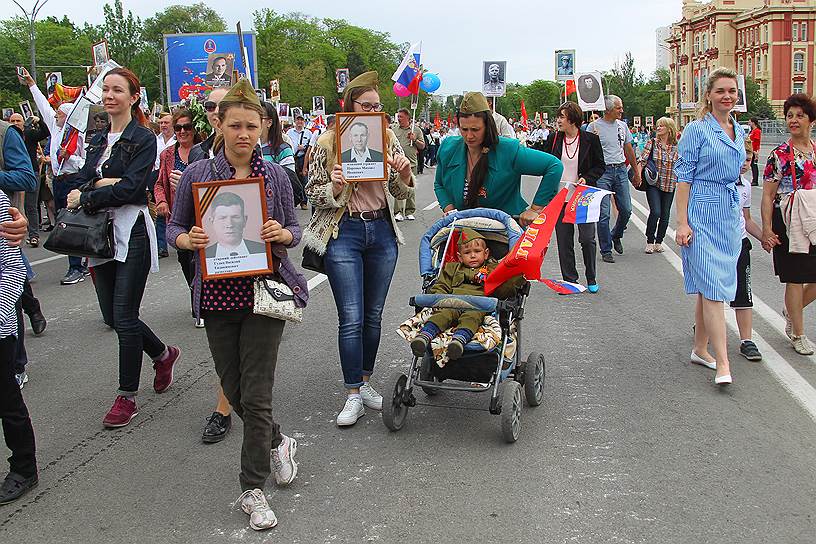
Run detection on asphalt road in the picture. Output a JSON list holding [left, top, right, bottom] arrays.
[[1, 170, 815, 544]]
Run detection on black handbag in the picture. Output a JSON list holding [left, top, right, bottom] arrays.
[[639, 139, 659, 191], [44, 207, 115, 259], [301, 246, 325, 274]]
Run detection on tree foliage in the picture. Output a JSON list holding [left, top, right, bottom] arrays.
[[741, 77, 776, 121]]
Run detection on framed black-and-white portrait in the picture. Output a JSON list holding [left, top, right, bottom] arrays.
[[312, 96, 325, 115], [45, 72, 63, 97], [574, 71, 605, 112], [278, 103, 289, 119], [336, 68, 350, 93], [335, 112, 388, 182], [482, 61, 507, 97], [291, 107, 303, 120], [91, 40, 109, 67], [192, 178, 274, 280], [733, 75, 747, 113], [205, 53, 235, 89], [2, 108, 13, 121], [646, 116, 654, 127], [269, 79, 280, 103], [255, 88, 267, 103], [555, 50, 576, 81], [19, 101, 33, 120]]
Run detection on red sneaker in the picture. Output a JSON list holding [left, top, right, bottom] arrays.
[[153, 345, 181, 394], [102, 396, 139, 428]]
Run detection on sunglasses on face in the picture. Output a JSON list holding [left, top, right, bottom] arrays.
[[203, 101, 217, 112], [174, 123, 194, 132]]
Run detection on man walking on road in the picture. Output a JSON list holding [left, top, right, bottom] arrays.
[[588, 95, 641, 263], [286, 115, 309, 208], [392, 108, 425, 221]]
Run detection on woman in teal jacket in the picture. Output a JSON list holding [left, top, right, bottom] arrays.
[[434, 92, 563, 226]]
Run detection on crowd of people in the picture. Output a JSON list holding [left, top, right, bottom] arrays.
[[1, 61, 814, 534]]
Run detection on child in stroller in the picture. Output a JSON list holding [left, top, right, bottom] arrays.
[[410, 227, 525, 360]]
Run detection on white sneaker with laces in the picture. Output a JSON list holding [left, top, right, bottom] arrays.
[[272, 434, 298, 486], [238, 489, 277, 531], [394, 212, 405, 222], [792, 334, 814, 356], [406, 214, 416, 221], [336, 396, 365, 426], [360, 382, 383, 410]]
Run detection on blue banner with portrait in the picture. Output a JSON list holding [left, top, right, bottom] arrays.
[[163, 32, 258, 105]]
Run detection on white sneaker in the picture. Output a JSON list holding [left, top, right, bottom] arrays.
[[791, 334, 814, 355], [406, 214, 416, 221], [360, 382, 383, 410], [238, 489, 277, 531], [195, 317, 205, 328], [336, 396, 365, 426], [271, 434, 298, 486], [394, 212, 405, 222]]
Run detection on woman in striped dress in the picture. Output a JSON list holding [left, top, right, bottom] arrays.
[[675, 68, 746, 386]]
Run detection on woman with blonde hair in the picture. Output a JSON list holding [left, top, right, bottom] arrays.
[[639, 117, 679, 253], [674, 67, 746, 386]]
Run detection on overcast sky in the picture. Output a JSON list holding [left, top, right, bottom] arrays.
[[2, 0, 682, 95]]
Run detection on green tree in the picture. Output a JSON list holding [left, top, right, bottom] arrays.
[[101, 0, 143, 68], [741, 76, 776, 121]]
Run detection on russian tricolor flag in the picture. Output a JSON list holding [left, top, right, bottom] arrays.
[[391, 42, 422, 94], [562, 183, 612, 224], [541, 279, 587, 295]]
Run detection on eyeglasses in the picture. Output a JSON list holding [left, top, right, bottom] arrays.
[[203, 101, 217, 112], [174, 123, 194, 132], [353, 101, 384, 112]]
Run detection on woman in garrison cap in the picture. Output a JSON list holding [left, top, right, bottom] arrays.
[[302, 71, 415, 427], [433, 91, 563, 226]]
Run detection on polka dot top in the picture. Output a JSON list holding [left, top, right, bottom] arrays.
[[201, 151, 267, 312]]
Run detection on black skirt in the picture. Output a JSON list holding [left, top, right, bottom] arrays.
[[772, 206, 816, 283]]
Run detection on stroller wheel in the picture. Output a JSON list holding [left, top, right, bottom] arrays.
[[523, 352, 545, 407], [500, 381, 522, 443], [382, 373, 410, 432]]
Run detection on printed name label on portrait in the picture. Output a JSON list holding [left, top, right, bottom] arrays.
[[342, 162, 384, 180]]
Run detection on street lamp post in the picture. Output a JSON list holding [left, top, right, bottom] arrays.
[[12, 0, 49, 82], [159, 40, 184, 107]]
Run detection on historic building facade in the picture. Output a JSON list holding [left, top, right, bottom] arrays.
[[666, 0, 816, 124]]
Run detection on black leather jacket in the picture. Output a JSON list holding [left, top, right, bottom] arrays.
[[77, 117, 157, 212]]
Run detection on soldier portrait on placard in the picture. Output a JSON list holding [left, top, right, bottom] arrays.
[[336, 68, 350, 93], [269, 79, 280, 102], [555, 50, 576, 81], [205, 53, 234, 88], [336, 112, 387, 182], [482, 61, 507, 97], [45, 72, 62, 96]]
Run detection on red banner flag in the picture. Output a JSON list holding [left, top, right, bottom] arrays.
[[484, 188, 569, 295], [520, 99, 529, 131], [447, 113, 452, 127], [434, 111, 441, 128], [565, 79, 577, 97]]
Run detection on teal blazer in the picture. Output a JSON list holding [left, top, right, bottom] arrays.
[[434, 136, 564, 215]]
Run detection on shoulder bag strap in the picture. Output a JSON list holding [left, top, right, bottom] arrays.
[[789, 140, 798, 192], [209, 157, 219, 180]]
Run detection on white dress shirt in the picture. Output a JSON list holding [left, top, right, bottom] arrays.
[[28, 83, 85, 175]]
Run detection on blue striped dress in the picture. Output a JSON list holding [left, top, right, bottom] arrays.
[[676, 114, 746, 302]]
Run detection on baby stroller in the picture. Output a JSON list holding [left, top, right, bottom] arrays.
[[382, 208, 546, 443]]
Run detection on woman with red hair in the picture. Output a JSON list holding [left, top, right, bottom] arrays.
[[67, 68, 179, 428]]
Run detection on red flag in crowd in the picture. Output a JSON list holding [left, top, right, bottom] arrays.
[[484, 187, 569, 295], [434, 112, 441, 128], [447, 113, 452, 127], [565, 79, 577, 96], [520, 99, 529, 130]]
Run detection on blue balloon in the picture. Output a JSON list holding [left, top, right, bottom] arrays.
[[420, 73, 441, 93]]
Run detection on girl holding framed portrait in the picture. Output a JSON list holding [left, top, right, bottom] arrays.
[[303, 70, 414, 427], [167, 78, 307, 531]]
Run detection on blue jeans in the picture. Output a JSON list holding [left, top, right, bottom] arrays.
[[324, 216, 398, 389], [596, 165, 633, 255], [53, 174, 85, 272], [644, 184, 675, 244], [155, 215, 167, 251]]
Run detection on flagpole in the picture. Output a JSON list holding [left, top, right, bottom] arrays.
[[438, 218, 457, 279]]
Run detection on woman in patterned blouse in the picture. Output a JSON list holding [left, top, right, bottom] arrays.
[[639, 117, 679, 254], [760, 93, 816, 356]]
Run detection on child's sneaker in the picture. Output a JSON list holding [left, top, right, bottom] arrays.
[[238, 489, 277, 530], [410, 335, 429, 357], [447, 338, 465, 360]]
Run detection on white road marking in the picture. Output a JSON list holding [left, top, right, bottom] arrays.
[[628, 207, 816, 422], [307, 273, 328, 291], [30, 254, 67, 266], [422, 201, 439, 211]]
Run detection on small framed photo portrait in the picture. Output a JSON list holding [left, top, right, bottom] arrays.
[[312, 96, 325, 115], [205, 53, 235, 89], [646, 116, 655, 127], [152, 102, 163, 120], [91, 40, 110, 67], [574, 71, 605, 112], [555, 49, 576, 81], [19, 100, 34, 120], [45, 71, 63, 96], [139, 87, 149, 112], [336, 68, 350, 93], [278, 102, 289, 119], [85, 104, 107, 137], [633, 116, 642, 127], [733, 75, 748, 113], [192, 178, 274, 280], [255, 88, 267, 103], [335, 112, 388, 182], [291, 107, 303, 120], [2, 108, 13, 121], [269, 79, 280, 103], [482, 61, 507, 97]]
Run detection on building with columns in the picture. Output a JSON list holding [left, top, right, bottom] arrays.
[[665, 0, 816, 125]]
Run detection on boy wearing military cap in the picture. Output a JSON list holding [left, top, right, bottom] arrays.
[[411, 227, 524, 360]]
